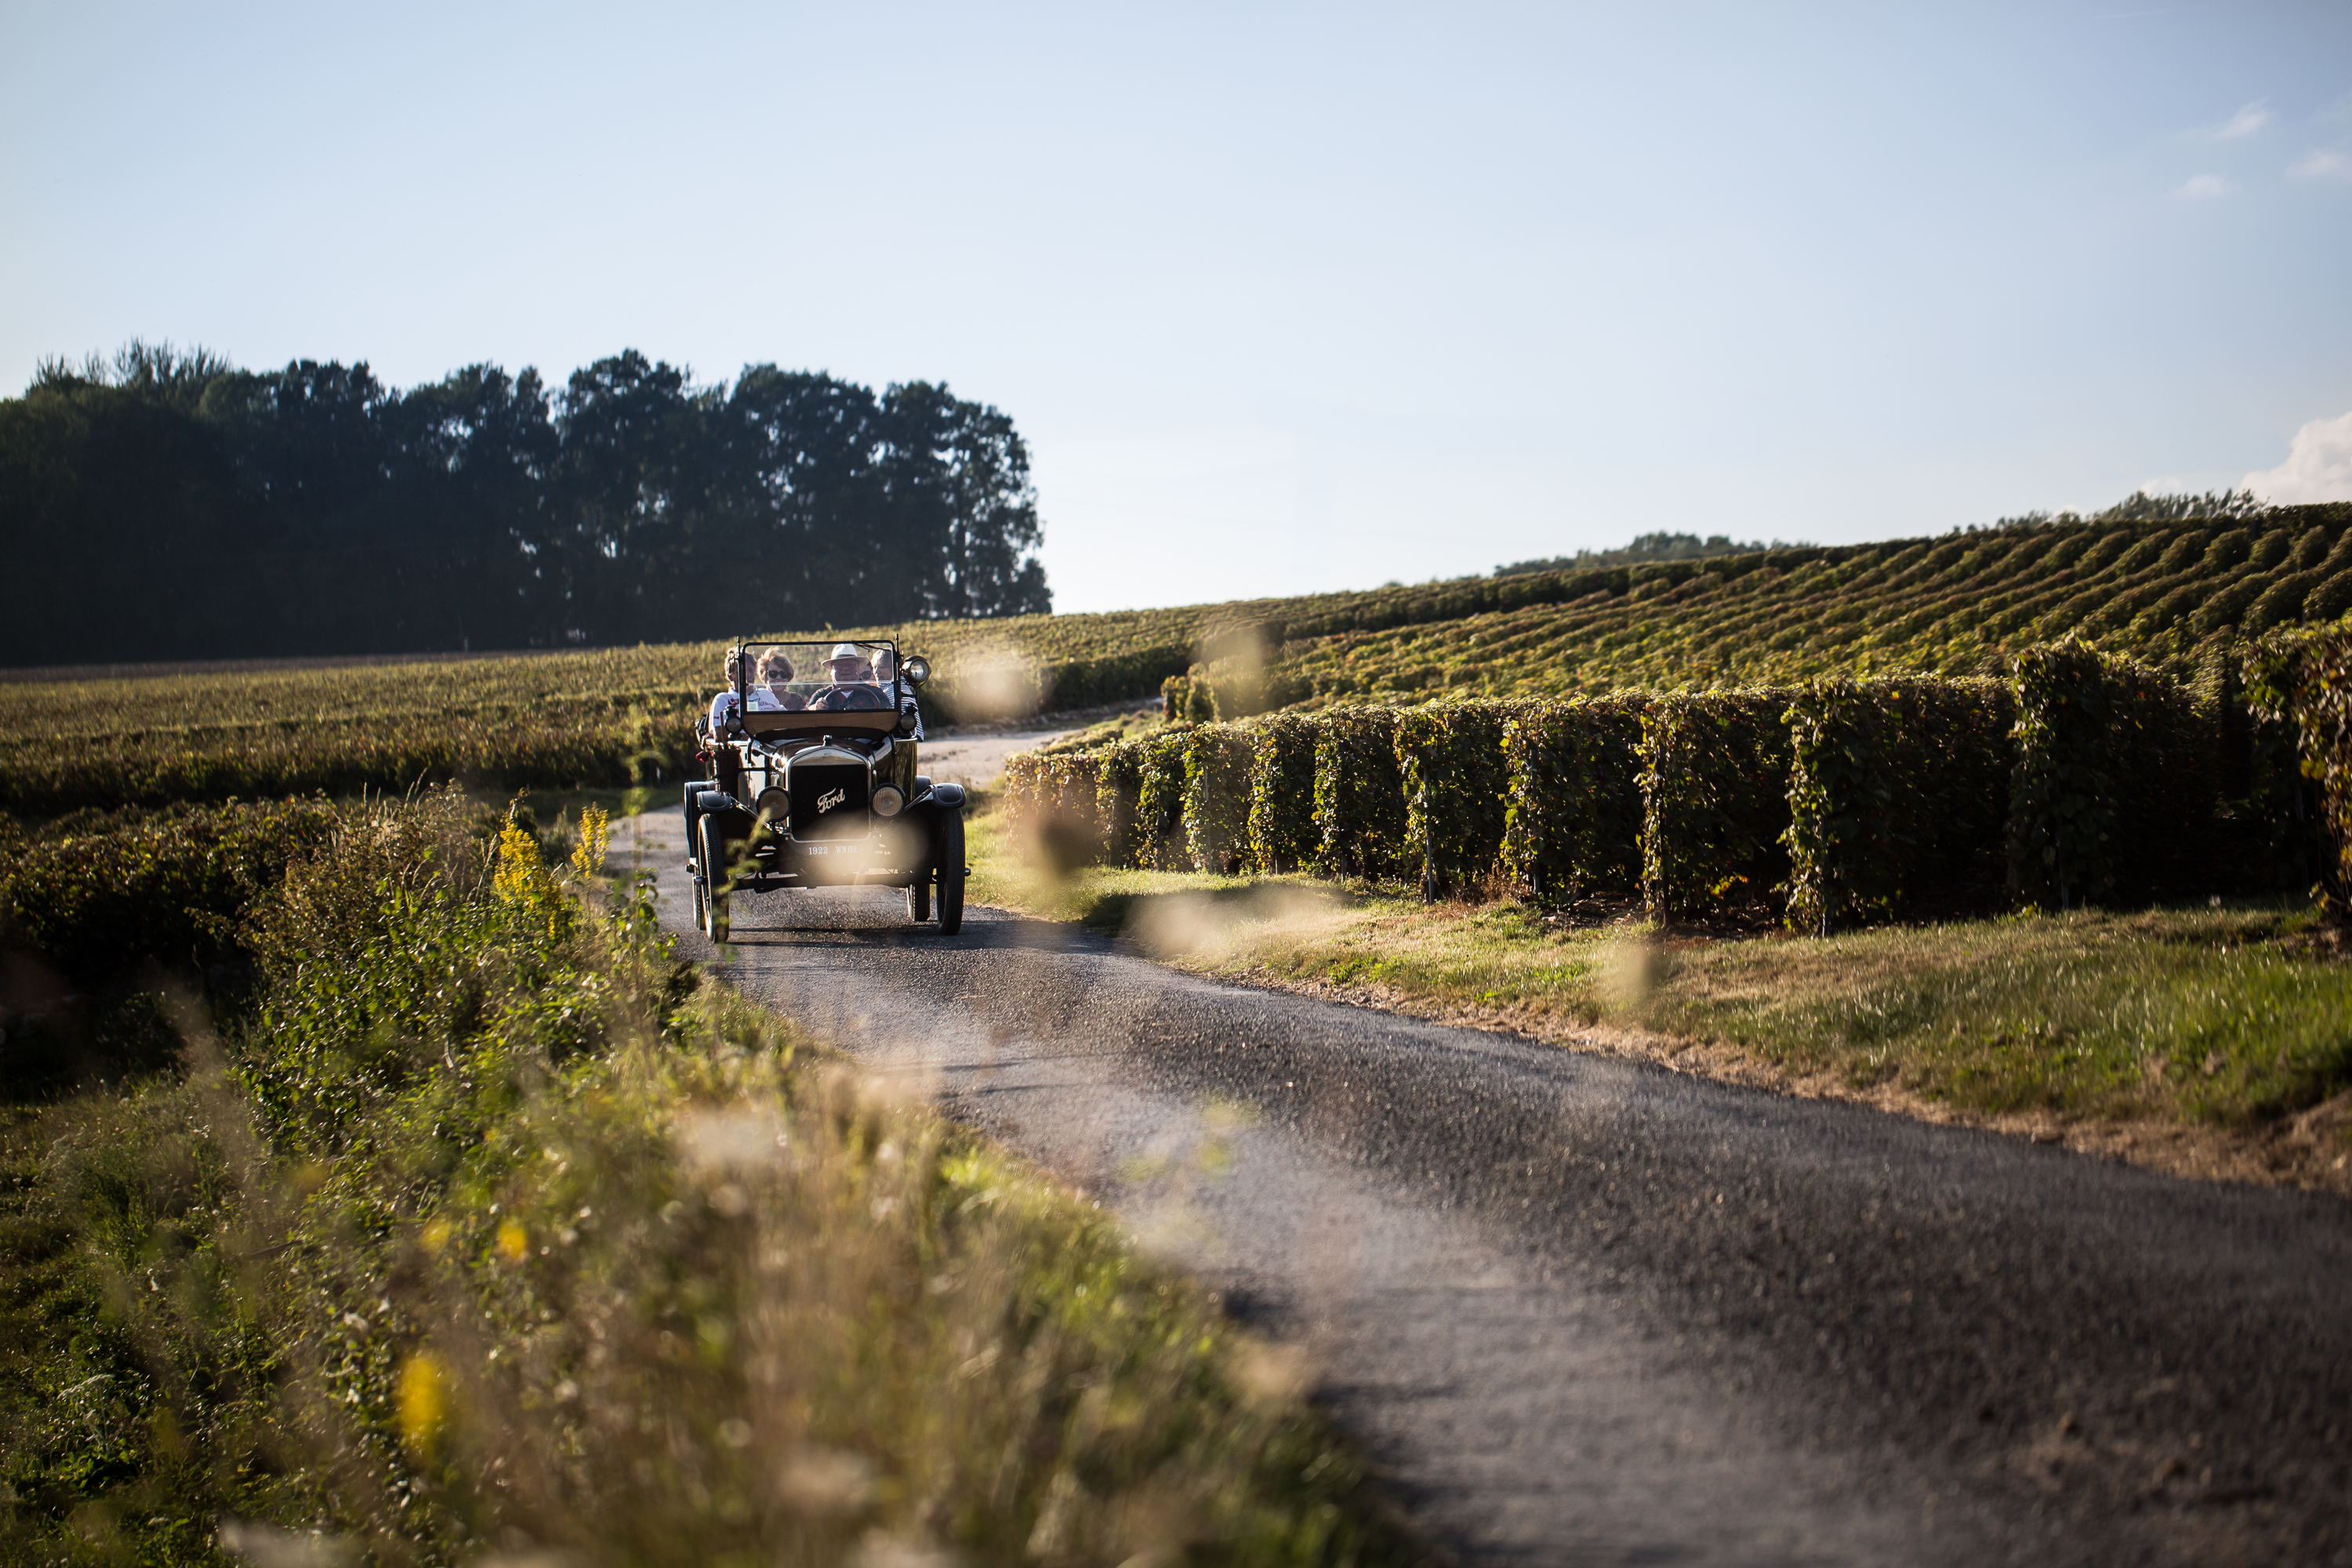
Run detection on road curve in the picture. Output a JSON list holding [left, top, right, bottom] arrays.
[[615, 808, 2352, 1567]]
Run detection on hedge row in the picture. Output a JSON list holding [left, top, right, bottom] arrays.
[[2249, 621, 2352, 916], [1004, 633, 2352, 926], [0, 797, 344, 987], [1500, 697, 1648, 902], [2005, 641, 2211, 909], [1784, 679, 2009, 932]]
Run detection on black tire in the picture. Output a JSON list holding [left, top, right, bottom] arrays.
[[935, 809, 966, 936], [698, 811, 731, 942], [907, 869, 931, 924]]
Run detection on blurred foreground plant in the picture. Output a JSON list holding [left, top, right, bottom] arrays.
[[0, 787, 1416, 1566]]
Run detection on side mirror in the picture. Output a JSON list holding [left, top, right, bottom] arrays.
[[902, 656, 931, 687]]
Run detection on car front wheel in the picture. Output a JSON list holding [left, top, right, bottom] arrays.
[[697, 812, 732, 942], [935, 810, 965, 936]]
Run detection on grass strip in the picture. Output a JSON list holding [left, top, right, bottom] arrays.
[[971, 806, 2352, 1190]]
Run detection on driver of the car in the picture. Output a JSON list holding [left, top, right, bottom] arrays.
[[826, 643, 875, 684]]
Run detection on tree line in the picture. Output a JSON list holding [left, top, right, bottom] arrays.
[[0, 343, 1051, 666]]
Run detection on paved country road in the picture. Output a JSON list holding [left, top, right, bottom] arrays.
[[615, 805, 2352, 1567]]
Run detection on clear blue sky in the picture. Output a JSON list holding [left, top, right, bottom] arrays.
[[5, 2, 2349, 612]]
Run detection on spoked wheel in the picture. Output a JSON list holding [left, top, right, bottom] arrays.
[[906, 869, 931, 924], [697, 812, 731, 942], [935, 810, 966, 936]]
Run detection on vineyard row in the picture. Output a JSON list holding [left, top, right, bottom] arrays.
[[1004, 626, 2352, 930]]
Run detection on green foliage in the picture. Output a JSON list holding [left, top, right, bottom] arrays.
[[1, 348, 1051, 666], [1134, 728, 1195, 871], [1182, 724, 1258, 874], [0, 798, 342, 993], [2006, 641, 2209, 910], [1281, 504, 2352, 706], [1392, 701, 1518, 898], [1094, 739, 1149, 868], [1246, 714, 1323, 874], [2247, 620, 2352, 916], [1499, 695, 1650, 904], [999, 747, 1107, 870], [1782, 678, 2010, 933], [1639, 691, 1795, 919], [2, 792, 1419, 1565], [1312, 709, 1409, 880]]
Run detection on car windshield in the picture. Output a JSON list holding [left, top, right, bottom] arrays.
[[733, 640, 902, 724]]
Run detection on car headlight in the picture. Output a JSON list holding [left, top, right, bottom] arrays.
[[872, 785, 905, 818], [755, 788, 789, 824]]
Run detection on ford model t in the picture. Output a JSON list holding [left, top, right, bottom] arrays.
[[685, 638, 967, 941]]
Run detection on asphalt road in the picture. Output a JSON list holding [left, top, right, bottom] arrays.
[[615, 806, 2352, 1566]]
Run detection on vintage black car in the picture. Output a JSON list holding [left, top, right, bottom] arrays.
[[684, 638, 967, 941]]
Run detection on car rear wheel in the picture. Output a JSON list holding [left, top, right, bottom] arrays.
[[935, 810, 965, 936], [698, 812, 731, 942]]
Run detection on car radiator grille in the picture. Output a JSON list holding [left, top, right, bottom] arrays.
[[789, 760, 870, 840]]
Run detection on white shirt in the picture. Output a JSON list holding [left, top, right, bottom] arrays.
[[708, 689, 740, 733]]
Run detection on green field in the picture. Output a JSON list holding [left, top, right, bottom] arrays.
[[5, 503, 2348, 821]]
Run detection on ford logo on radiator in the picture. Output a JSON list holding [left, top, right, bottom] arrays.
[[817, 786, 846, 814]]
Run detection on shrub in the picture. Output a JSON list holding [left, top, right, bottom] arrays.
[[2248, 621, 2352, 916], [1782, 678, 2010, 933], [2240, 634, 2332, 893], [1181, 724, 1257, 873], [1639, 691, 1795, 919], [1392, 700, 1518, 898], [1499, 695, 1648, 904], [1134, 728, 1195, 870], [0, 797, 343, 989], [1160, 674, 1190, 723], [1094, 739, 1148, 868], [1312, 708, 1409, 880], [2006, 641, 2209, 909], [1246, 713, 1321, 873]]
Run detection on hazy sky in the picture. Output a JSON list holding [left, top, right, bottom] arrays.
[[5, 2, 2350, 612]]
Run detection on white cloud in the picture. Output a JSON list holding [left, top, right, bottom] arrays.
[[2243, 411, 2352, 505], [2174, 173, 2230, 199], [2289, 147, 2352, 181], [2212, 100, 2272, 140]]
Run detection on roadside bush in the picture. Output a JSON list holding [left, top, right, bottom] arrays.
[[997, 750, 1051, 835], [1782, 678, 2010, 933], [1393, 700, 1519, 898], [1182, 724, 1257, 873], [2248, 620, 2352, 916], [2006, 641, 2209, 909], [0, 797, 343, 989], [1200, 655, 1312, 722], [1639, 691, 1795, 919], [1499, 695, 1648, 904], [1094, 739, 1148, 867], [1246, 713, 1322, 873], [1025, 749, 1109, 871], [1312, 708, 1409, 880], [1135, 728, 1195, 870], [1037, 641, 1194, 712]]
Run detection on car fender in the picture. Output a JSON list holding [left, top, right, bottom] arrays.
[[695, 792, 755, 837], [923, 782, 967, 811]]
